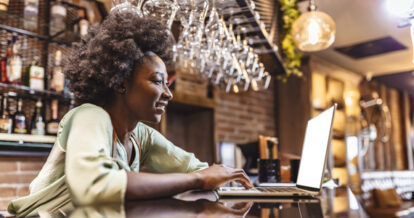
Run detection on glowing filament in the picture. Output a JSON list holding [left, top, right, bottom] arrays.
[[308, 20, 321, 45]]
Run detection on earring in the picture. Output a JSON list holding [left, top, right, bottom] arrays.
[[120, 86, 126, 94]]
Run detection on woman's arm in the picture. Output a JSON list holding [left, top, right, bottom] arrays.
[[65, 106, 128, 205], [125, 164, 253, 200]]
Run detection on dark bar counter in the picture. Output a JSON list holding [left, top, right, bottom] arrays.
[[39, 187, 368, 218]]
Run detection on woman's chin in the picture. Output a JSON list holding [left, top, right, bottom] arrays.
[[146, 115, 162, 124]]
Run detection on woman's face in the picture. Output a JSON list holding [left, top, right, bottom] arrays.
[[123, 54, 172, 123]]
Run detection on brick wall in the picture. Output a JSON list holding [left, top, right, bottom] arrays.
[[0, 83, 277, 211], [0, 156, 45, 210], [214, 82, 277, 143]]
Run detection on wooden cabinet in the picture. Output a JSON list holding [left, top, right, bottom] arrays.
[[144, 90, 216, 165]]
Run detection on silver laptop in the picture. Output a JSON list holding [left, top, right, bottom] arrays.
[[218, 105, 336, 197]]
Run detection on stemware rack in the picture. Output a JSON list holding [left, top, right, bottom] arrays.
[[220, 0, 286, 74]]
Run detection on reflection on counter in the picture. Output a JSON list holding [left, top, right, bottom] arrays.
[[33, 187, 369, 218]]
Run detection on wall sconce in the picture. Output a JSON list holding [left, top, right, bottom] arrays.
[[291, 0, 336, 52]]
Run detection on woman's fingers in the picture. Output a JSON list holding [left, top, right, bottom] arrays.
[[232, 169, 252, 187], [230, 171, 253, 189]]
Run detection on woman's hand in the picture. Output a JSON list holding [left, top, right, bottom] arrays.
[[193, 164, 253, 190]]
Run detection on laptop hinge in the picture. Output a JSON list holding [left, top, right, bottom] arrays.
[[296, 184, 320, 194]]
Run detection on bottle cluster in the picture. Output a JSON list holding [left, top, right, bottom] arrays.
[[0, 0, 90, 39], [0, 34, 70, 93], [0, 93, 74, 136]]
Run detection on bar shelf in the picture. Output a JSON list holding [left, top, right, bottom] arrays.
[[0, 82, 73, 101], [0, 133, 55, 156]]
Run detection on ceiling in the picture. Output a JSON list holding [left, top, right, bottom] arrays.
[[298, 0, 414, 77]]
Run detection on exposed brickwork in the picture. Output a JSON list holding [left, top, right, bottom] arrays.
[[214, 82, 276, 144], [0, 157, 45, 211]]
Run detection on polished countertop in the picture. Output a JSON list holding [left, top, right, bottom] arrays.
[[39, 187, 368, 218]]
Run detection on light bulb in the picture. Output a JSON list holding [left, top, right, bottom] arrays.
[[291, 11, 336, 52], [307, 20, 321, 45]]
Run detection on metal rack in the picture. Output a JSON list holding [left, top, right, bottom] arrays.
[[215, 0, 286, 75], [0, 0, 106, 155]]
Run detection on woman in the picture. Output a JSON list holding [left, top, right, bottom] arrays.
[[8, 9, 252, 217]]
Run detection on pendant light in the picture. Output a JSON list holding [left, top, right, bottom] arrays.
[[291, 0, 336, 52]]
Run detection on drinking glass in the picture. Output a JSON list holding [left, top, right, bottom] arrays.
[[142, 0, 179, 29]]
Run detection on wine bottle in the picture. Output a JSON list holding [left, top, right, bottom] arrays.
[[50, 50, 64, 92], [50, 0, 67, 39], [25, 56, 44, 90], [79, 10, 89, 37], [6, 35, 23, 85], [24, 0, 39, 31], [46, 100, 59, 135], [12, 98, 27, 134], [0, 53, 7, 84], [0, 93, 12, 133], [30, 99, 45, 135]]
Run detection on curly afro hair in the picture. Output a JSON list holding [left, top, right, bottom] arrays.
[[64, 11, 174, 106]]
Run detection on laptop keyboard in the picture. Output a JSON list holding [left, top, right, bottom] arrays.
[[255, 187, 309, 193]]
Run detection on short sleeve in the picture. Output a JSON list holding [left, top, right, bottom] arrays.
[[65, 106, 127, 205], [136, 123, 209, 173]]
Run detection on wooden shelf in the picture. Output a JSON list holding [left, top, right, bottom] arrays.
[[0, 133, 56, 144], [0, 83, 73, 101], [0, 134, 55, 156]]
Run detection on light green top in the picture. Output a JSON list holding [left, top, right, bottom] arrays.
[[8, 103, 208, 217]]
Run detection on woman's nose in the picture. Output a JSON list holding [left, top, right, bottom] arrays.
[[163, 86, 173, 101]]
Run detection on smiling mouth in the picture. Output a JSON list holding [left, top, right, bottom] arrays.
[[155, 102, 168, 114]]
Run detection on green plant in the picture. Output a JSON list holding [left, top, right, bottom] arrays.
[[278, 0, 303, 82]]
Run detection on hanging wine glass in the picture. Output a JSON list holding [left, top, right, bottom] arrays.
[[111, 0, 143, 16], [142, 0, 179, 29]]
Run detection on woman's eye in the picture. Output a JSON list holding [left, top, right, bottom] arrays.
[[152, 80, 163, 84]]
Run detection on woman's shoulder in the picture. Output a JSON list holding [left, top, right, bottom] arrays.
[[135, 122, 155, 135], [66, 103, 109, 118], [57, 103, 112, 149], [59, 103, 111, 129]]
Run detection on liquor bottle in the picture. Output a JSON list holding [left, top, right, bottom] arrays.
[[0, 0, 9, 11], [50, 0, 67, 39], [25, 56, 44, 90], [74, 9, 89, 37], [12, 98, 27, 134], [63, 78, 70, 95], [46, 100, 59, 135], [0, 93, 12, 133], [50, 50, 64, 92], [2, 40, 12, 84], [0, 53, 7, 83], [6, 35, 23, 85], [79, 10, 89, 37], [24, 0, 39, 31], [30, 99, 45, 135]]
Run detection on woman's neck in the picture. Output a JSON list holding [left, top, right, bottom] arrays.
[[104, 101, 138, 143]]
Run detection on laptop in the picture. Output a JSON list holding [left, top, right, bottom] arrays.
[[218, 105, 336, 197]]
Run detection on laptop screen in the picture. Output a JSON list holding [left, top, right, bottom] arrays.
[[296, 106, 335, 189]]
